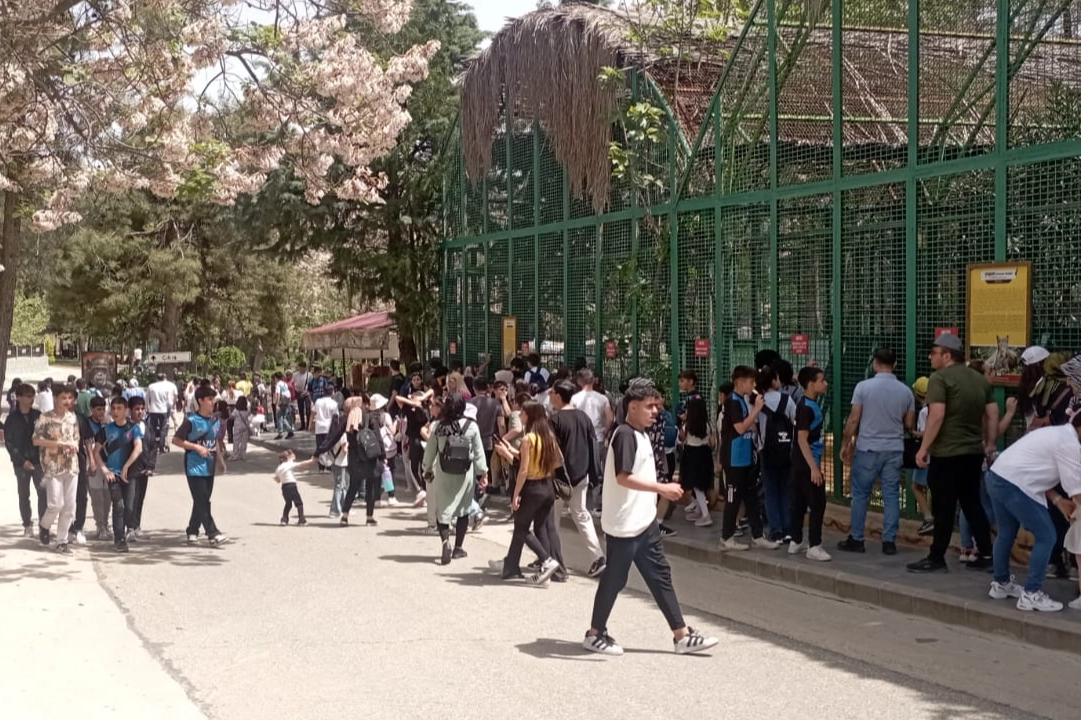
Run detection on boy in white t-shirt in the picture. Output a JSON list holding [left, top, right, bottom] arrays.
[[910, 377, 933, 534], [275, 450, 315, 526], [582, 382, 719, 657]]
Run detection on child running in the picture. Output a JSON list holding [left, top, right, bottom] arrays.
[[275, 450, 314, 526]]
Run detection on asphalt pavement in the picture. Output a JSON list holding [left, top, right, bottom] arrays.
[[2, 438, 1080, 719]]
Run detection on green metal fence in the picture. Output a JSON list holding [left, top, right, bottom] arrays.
[[441, 0, 1081, 510]]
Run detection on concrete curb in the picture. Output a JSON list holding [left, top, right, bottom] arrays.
[[557, 515, 1081, 656]]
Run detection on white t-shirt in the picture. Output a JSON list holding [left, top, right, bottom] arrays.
[[276, 380, 290, 403], [602, 424, 659, 538], [313, 397, 338, 434], [572, 389, 609, 442], [917, 405, 928, 433], [275, 460, 302, 486], [990, 425, 1081, 507], [494, 369, 515, 386], [146, 380, 178, 414], [34, 389, 54, 414]]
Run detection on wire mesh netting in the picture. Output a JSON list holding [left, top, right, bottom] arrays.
[[441, 0, 1081, 517]]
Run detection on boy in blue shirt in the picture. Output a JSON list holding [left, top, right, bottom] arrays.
[[96, 397, 143, 552], [173, 386, 228, 546], [788, 367, 831, 561]]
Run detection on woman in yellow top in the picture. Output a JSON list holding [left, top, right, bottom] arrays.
[[490, 400, 564, 584]]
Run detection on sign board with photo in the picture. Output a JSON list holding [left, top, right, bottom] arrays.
[[966, 261, 1032, 386]]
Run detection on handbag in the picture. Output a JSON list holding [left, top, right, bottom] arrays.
[[552, 466, 573, 502]]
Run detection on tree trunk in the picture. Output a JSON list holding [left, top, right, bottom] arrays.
[[0, 191, 24, 389], [398, 330, 418, 365]]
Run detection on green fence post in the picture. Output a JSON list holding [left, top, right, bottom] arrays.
[[904, 0, 920, 517], [767, 0, 779, 351], [669, 116, 680, 394], [713, 99, 724, 390], [993, 0, 1010, 438], [484, 241, 490, 363], [441, 249, 449, 360], [595, 223, 604, 371], [830, 0, 844, 501], [563, 166, 571, 364], [533, 125, 541, 359], [630, 70, 641, 377], [461, 246, 467, 364]]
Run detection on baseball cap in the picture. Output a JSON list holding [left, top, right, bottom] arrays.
[[912, 376, 929, 397], [933, 332, 963, 352], [1021, 345, 1050, 366]]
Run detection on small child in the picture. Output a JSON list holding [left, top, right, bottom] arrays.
[[274, 450, 314, 525], [230, 397, 251, 461]]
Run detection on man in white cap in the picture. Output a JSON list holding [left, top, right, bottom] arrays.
[[908, 332, 998, 573]]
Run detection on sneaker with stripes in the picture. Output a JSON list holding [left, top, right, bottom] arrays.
[[582, 632, 624, 656], [674, 627, 719, 655]]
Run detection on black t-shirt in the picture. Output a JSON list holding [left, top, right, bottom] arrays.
[[404, 405, 428, 440], [550, 408, 595, 484], [469, 395, 502, 448]]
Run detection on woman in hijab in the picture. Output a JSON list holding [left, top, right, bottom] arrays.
[[1029, 352, 1074, 429], [318, 395, 383, 526]]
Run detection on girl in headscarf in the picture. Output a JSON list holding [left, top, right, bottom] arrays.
[[1029, 352, 1074, 429], [330, 395, 383, 526]]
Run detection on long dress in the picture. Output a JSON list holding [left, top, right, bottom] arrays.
[[422, 419, 488, 525]]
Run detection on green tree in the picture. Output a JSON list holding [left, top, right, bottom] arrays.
[[239, 0, 485, 363], [10, 293, 49, 347], [210, 345, 247, 373]]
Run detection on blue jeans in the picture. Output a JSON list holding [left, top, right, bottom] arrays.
[[959, 471, 996, 549], [330, 466, 349, 516], [849, 450, 903, 542], [761, 462, 790, 540], [986, 470, 1056, 593], [277, 402, 294, 433]]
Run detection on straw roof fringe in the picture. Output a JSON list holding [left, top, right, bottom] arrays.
[[461, 5, 633, 212]]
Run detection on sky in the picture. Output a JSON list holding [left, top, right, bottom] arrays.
[[466, 0, 537, 34]]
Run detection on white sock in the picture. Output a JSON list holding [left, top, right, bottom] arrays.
[[692, 489, 708, 516]]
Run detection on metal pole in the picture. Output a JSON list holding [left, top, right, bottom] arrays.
[[767, 0, 780, 350], [630, 69, 641, 376], [713, 97, 724, 392], [904, 0, 921, 516], [669, 116, 680, 393], [830, 0, 845, 501]]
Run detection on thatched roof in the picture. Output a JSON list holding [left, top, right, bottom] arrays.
[[460, 4, 638, 212]]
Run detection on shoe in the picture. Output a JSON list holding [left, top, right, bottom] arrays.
[[528, 559, 543, 571], [115, 540, 129, 553], [917, 519, 935, 536], [527, 558, 560, 585], [753, 537, 781, 550], [806, 545, 832, 562], [720, 537, 750, 552], [782, 535, 793, 546], [386, 497, 403, 508], [907, 556, 948, 573], [684, 504, 698, 515], [552, 571, 568, 583], [55, 543, 73, 556], [837, 536, 865, 553], [488, 559, 505, 572], [989, 576, 1023, 600], [340, 515, 349, 526], [674, 627, 719, 655], [959, 547, 976, 563], [452, 548, 468, 560], [1047, 564, 1071, 580], [274, 434, 283, 440], [297, 518, 308, 526], [208, 534, 228, 546], [470, 513, 485, 532], [694, 516, 714, 527], [74, 531, 87, 545], [788, 540, 809, 555], [39, 526, 51, 546], [366, 517, 377, 526], [659, 524, 677, 539], [125, 528, 137, 542], [440, 539, 452, 565], [95, 526, 108, 541], [1017, 590, 1063, 612], [413, 490, 427, 507], [133, 529, 148, 540], [22, 525, 33, 539], [966, 555, 993, 570], [587, 557, 607, 578], [583, 632, 624, 656], [1068, 597, 1081, 610], [286, 432, 295, 439], [186, 534, 198, 544], [882, 541, 897, 555], [732, 527, 746, 537], [280, 517, 288, 526]]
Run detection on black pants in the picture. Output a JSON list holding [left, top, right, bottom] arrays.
[[72, 454, 89, 532], [131, 474, 149, 529], [438, 515, 470, 549], [722, 465, 763, 540], [315, 433, 328, 469], [788, 455, 826, 547], [590, 521, 685, 633], [928, 454, 991, 563], [343, 466, 380, 518], [185, 475, 220, 538], [13, 463, 45, 527], [409, 440, 426, 491], [503, 479, 554, 576], [281, 482, 305, 521], [297, 395, 312, 430], [109, 479, 137, 542], [148, 413, 169, 452]]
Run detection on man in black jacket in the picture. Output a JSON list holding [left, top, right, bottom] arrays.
[[5, 383, 44, 538]]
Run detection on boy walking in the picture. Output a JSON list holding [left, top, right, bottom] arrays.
[[127, 396, 156, 540], [274, 450, 315, 525], [173, 386, 228, 545], [96, 397, 144, 552], [5, 383, 44, 537], [32, 385, 81, 555], [788, 367, 831, 562]]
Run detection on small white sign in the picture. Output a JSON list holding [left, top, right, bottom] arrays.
[[147, 351, 192, 364]]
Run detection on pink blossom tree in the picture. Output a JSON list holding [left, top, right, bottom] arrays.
[[0, 0, 438, 380]]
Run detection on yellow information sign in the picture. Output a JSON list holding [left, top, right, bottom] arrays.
[[966, 261, 1032, 386], [501, 316, 517, 368]]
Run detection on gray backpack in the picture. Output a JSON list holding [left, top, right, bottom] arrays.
[[438, 419, 473, 474]]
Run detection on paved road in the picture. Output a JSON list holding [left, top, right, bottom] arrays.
[[3, 441, 1080, 719]]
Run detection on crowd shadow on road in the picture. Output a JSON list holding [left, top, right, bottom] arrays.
[[515, 638, 601, 661], [0, 527, 82, 581], [86, 531, 230, 568]]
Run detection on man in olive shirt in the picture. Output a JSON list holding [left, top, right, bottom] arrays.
[[908, 333, 998, 573]]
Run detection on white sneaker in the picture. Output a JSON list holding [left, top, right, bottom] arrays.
[[1068, 597, 1081, 610], [720, 537, 750, 552], [583, 632, 624, 656], [186, 534, 198, 544], [989, 576, 1023, 600], [694, 516, 714, 527], [74, 530, 87, 545], [209, 533, 229, 546], [1017, 590, 1063, 612], [412, 491, 427, 507], [527, 558, 560, 585], [753, 537, 781, 550], [683, 505, 698, 515], [134, 529, 149, 540], [386, 498, 403, 507], [788, 540, 809, 555], [673, 627, 719, 655], [806, 545, 832, 562], [22, 526, 34, 539]]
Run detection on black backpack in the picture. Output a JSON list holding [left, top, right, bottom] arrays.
[[355, 414, 386, 463], [762, 394, 794, 461], [438, 419, 473, 474]]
